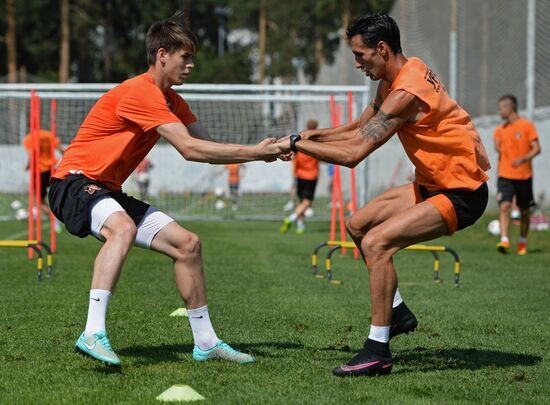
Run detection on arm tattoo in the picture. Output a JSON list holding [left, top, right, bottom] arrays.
[[360, 110, 400, 142]]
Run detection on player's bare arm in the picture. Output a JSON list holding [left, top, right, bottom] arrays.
[[494, 138, 502, 154], [157, 122, 280, 163], [512, 139, 541, 167], [285, 90, 417, 167], [187, 121, 217, 142]]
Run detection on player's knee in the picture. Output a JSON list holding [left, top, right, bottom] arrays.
[[108, 220, 137, 246], [174, 232, 202, 261], [500, 201, 512, 212], [361, 230, 390, 260], [346, 216, 364, 240]]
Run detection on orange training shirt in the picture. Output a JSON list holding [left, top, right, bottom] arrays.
[[23, 129, 60, 172], [225, 164, 241, 185], [494, 118, 538, 180], [382, 57, 489, 191], [293, 152, 319, 180], [53, 73, 197, 190]]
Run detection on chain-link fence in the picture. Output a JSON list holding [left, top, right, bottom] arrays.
[[391, 0, 550, 119]]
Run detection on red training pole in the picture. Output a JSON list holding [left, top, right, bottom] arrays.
[[50, 99, 57, 252], [348, 91, 359, 259], [34, 95, 42, 244], [28, 91, 36, 258], [329, 96, 337, 241], [334, 103, 347, 255]]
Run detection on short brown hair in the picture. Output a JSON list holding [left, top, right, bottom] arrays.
[[146, 11, 199, 66], [306, 119, 318, 130]]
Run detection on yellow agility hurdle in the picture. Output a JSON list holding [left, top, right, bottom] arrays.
[[311, 240, 461, 287], [0, 240, 53, 281]]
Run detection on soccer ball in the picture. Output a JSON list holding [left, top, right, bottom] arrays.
[[10, 200, 22, 210], [487, 219, 500, 235], [15, 208, 29, 220], [215, 199, 225, 210], [304, 207, 314, 218]]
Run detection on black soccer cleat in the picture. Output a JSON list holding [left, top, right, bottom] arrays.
[[332, 339, 393, 377], [390, 302, 418, 340]]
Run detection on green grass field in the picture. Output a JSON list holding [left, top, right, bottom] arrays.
[[1, 217, 549, 404]]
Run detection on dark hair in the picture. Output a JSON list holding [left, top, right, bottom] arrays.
[[498, 94, 518, 112], [346, 13, 402, 54], [306, 119, 318, 130], [146, 11, 199, 66]]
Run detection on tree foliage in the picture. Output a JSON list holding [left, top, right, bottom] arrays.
[[0, 0, 393, 83]]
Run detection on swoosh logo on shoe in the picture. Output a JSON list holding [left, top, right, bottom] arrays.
[[91, 298, 100, 302], [340, 360, 380, 371], [82, 340, 96, 350]]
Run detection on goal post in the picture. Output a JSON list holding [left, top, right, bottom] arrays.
[[0, 84, 370, 221]]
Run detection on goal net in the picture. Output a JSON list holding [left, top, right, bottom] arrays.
[[0, 84, 370, 221]]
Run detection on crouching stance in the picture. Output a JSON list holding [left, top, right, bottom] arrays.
[[50, 12, 282, 366], [275, 13, 490, 377]]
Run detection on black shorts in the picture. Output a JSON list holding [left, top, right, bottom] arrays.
[[297, 178, 317, 201], [497, 177, 535, 208], [39, 171, 51, 199], [48, 174, 149, 238], [416, 182, 488, 233]]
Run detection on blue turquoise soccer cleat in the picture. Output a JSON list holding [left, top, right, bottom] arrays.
[[193, 340, 255, 363], [74, 330, 121, 366]]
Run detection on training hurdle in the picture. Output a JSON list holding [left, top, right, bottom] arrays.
[[0, 92, 58, 281], [0, 240, 53, 281], [311, 240, 461, 287]]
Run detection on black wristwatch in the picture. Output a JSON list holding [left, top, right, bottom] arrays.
[[290, 133, 302, 152]]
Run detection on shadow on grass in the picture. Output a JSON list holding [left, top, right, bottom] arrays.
[[118, 342, 304, 365], [393, 346, 542, 373]]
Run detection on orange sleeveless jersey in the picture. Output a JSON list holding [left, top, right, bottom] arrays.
[[53, 73, 197, 190], [293, 152, 319, 180], [225, 164, 241, 184], [23, 129, 60, 172], [493, 118, 538, 180], [382, 58, 488, 191]]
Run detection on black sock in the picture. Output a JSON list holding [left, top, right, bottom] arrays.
[[364, 339, 391, 357]]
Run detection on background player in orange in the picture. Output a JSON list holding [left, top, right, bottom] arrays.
[[23, 128, 64, 230], [133, 157, 154, 201], [224, 163, 243, 210], [280, 119, 319, 234], [276, 13, 490, 377], [48, 12, 284, 367], [494, 94, 541, 255]]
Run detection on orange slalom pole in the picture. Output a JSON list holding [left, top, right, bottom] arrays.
[[34, 94, 42, 245], [28, 91, 37, 258], [334, 165, 347, 255], [334, 104, 347, 255], [329, 96, 337, 241], [348, 92, 359, 259], [50, 99, 57, 252]]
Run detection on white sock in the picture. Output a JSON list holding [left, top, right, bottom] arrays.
[[519, 236, 527, 243], [187, 305, 219, 350], [393, 288, 403, 308], [288, 213, 297, 222], [368, 324, 390, 343], [297, 219, 305, 230], [84, 289, 112, 337], [501, 236, 509, 243]]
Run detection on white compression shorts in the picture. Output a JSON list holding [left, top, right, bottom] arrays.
[[89, 195, 174, 249]]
